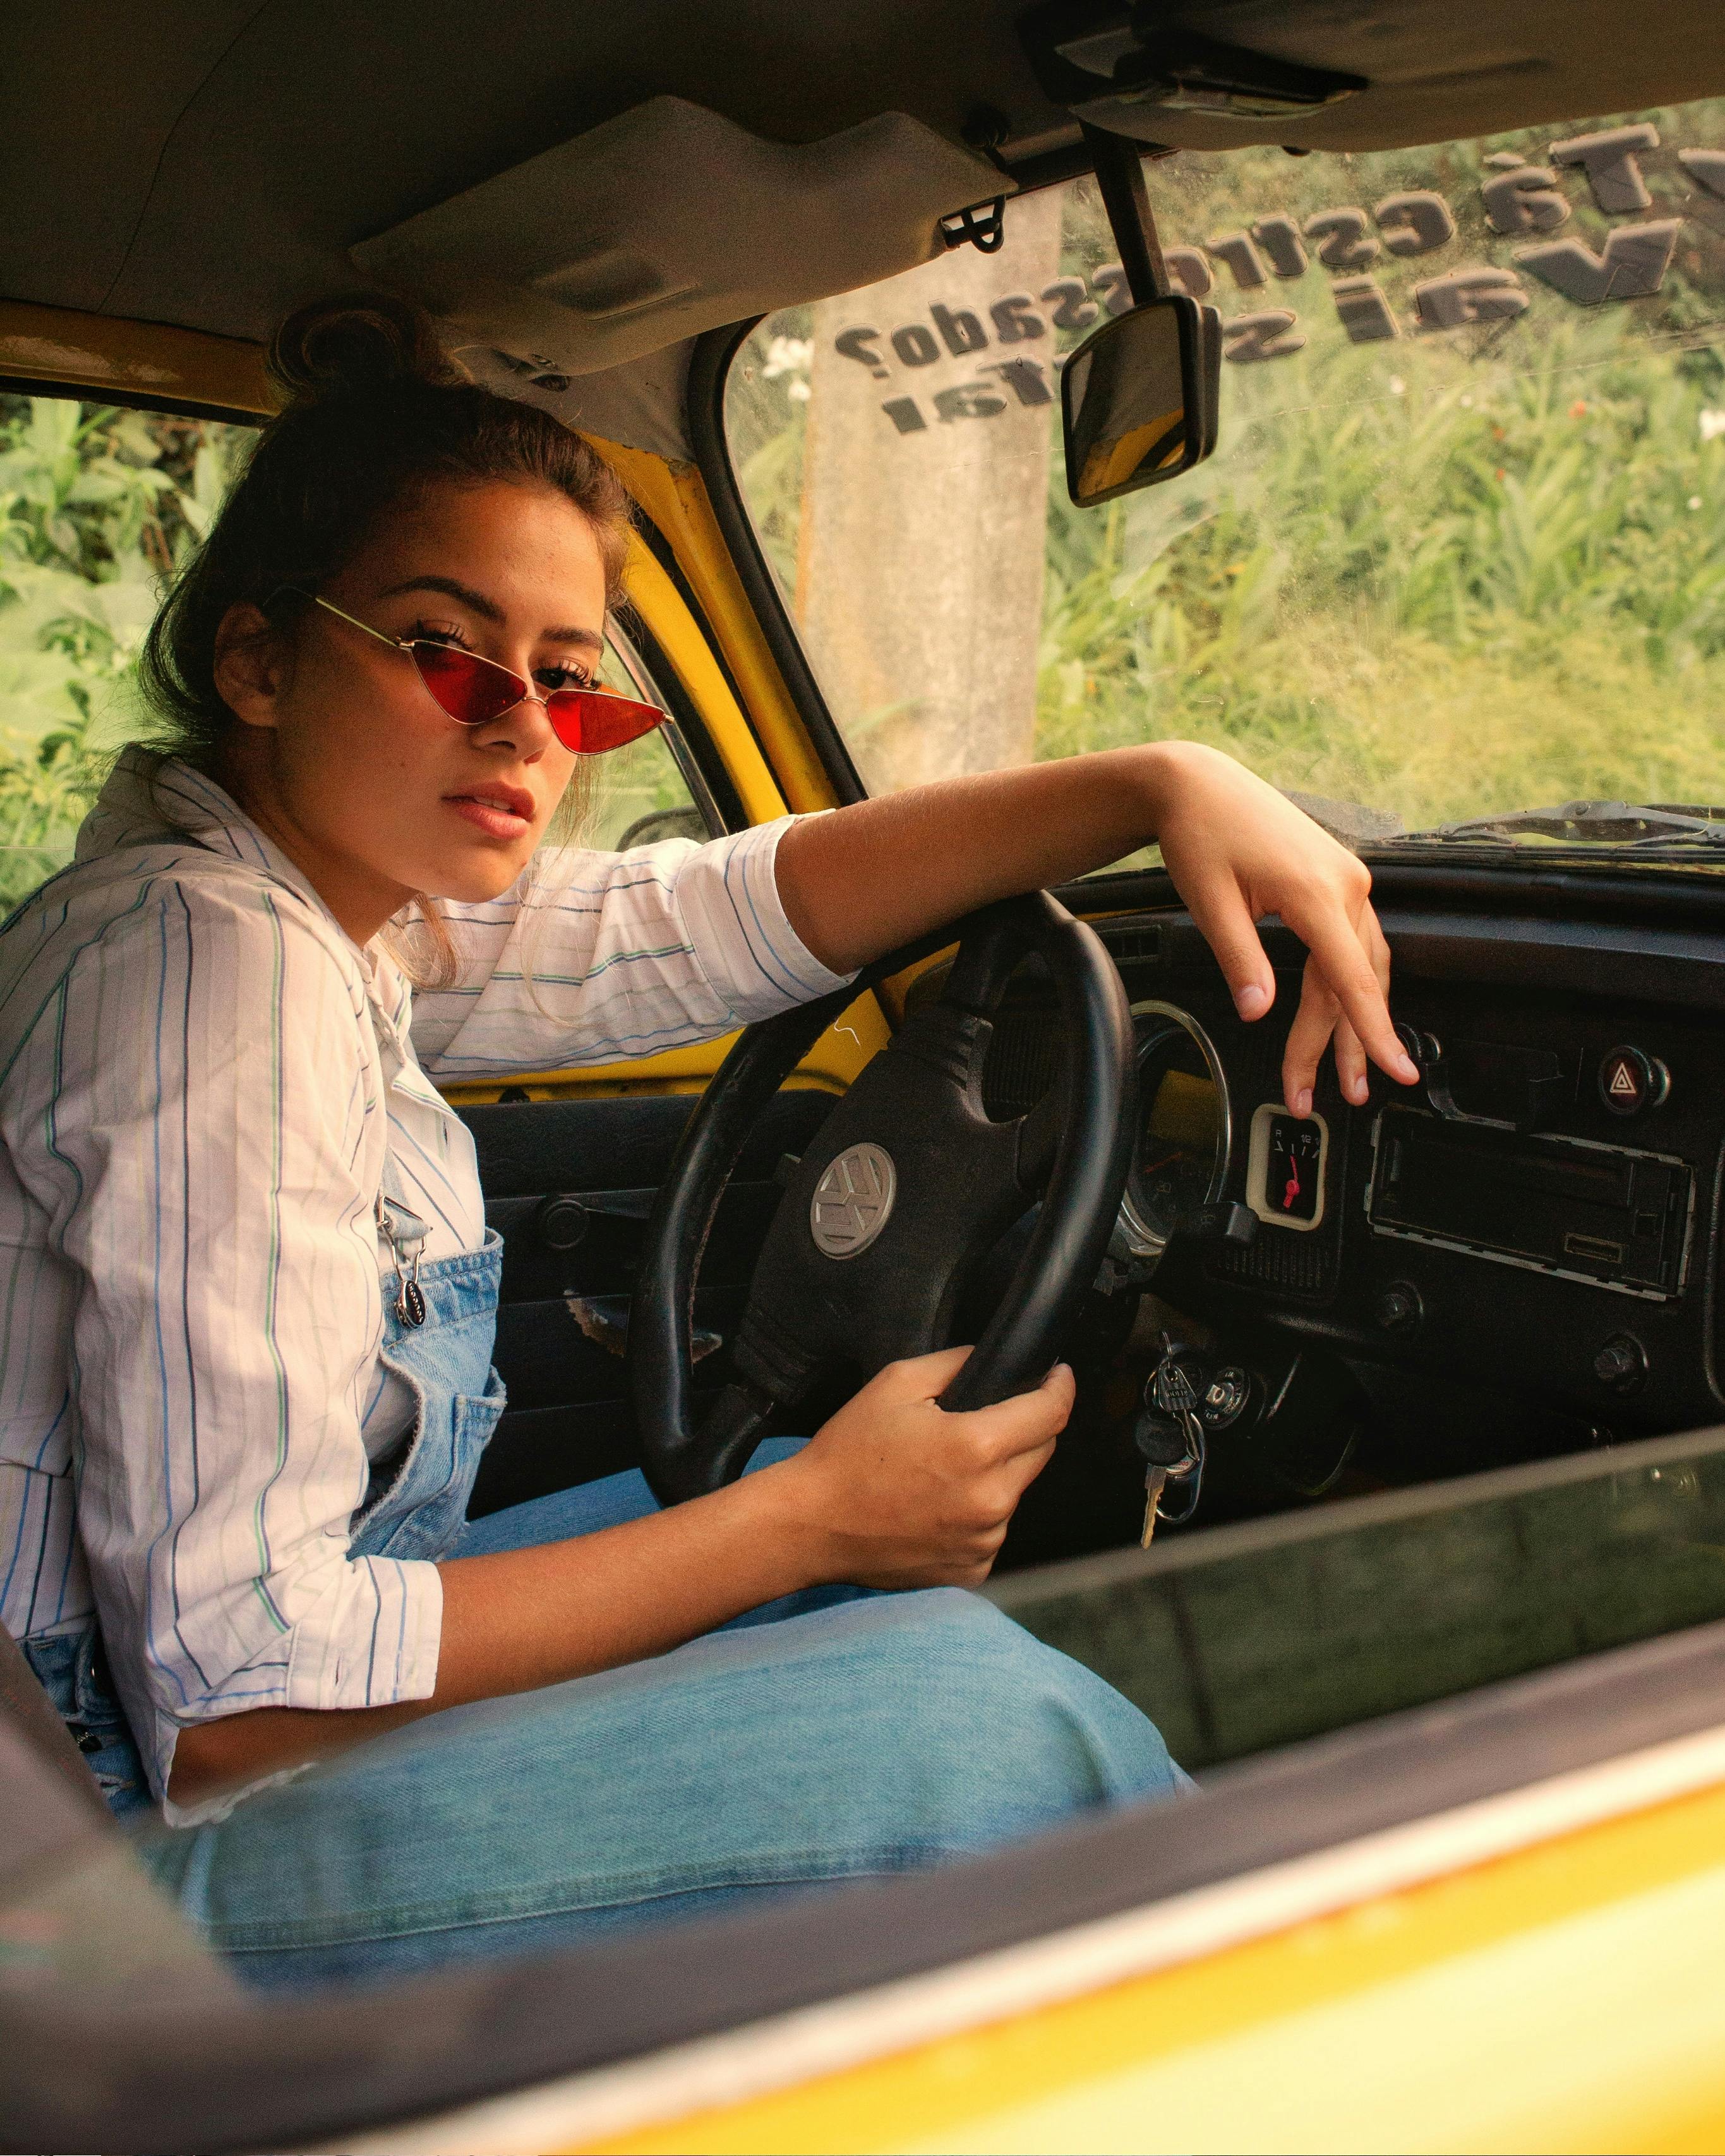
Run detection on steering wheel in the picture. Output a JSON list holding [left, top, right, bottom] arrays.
[[632, 893, 1136, 1504]]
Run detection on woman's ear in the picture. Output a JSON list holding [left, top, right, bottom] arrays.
[[212, 602, 289, 729]]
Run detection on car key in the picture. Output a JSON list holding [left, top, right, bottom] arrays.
[[1134, 1406, 1197, 1547]]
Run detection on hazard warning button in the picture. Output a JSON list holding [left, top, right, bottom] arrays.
[[1598, 1045, 1669, 1118]]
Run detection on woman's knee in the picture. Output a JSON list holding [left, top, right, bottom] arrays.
[[828, 1588, 1186, 1850]]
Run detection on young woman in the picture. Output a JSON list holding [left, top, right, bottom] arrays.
[[0, 301, 1415, 1988]]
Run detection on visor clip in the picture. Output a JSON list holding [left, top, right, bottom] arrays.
[[940, 196, 1006, 253]]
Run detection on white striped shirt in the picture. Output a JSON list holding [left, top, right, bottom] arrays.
[[0, 749, 848, 1813]]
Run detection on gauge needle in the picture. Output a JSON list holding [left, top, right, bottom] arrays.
[[1283, 1165, 1301, 1209], [1140, 1150, 1184, 1178]]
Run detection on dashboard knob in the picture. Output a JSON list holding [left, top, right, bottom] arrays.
[[1593, 1333, 1648, 1394], [1374, 1281, 1424, 1336]]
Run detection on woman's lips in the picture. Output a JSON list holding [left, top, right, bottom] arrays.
[[445, 789, 533, 840]]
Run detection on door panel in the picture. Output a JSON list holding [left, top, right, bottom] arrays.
[[461, 1086, 838, 1515]]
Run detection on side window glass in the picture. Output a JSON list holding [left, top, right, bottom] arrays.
[[0, 395, 721, 902], [0, 393, 246, 906], [582, 623, 719, 851]]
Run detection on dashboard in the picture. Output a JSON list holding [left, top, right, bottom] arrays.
[[983, 880, 1725, 1490]]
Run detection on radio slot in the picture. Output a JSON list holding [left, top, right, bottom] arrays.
[[1369, 1108, 1692, 1298]]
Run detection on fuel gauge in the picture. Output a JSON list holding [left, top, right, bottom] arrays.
[[1246, 1101, 1330, 1231]]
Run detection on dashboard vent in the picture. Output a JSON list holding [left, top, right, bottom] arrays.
[[1102, 921, 1162, 965], [1210, 1230, 1330, 1297]]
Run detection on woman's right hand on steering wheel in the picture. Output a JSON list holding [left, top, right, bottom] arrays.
[[772, 1348, 1074, 1591]]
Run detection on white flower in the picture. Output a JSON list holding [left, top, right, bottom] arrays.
[[1387, 375, 1406, 396], [1700, 409, 1725, 443], [788, 380, 812, 402], [762, 336, 814, 381]]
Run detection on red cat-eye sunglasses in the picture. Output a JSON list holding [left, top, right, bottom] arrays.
[[288, 590, 666, 755]]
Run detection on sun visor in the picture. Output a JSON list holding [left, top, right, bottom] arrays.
[[351, 97, 1011, 378]]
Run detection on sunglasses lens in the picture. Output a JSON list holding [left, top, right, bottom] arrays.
[[545, 688, 665, 755], [410, 643, 524, 726]]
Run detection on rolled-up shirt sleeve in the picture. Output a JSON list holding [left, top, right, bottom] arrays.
[[409, 815, 856, 1078], [0, 875, 440, 1808]]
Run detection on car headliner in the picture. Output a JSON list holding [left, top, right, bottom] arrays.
[[6, 0, 1725, 459]]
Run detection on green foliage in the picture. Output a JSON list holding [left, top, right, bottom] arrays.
[[1035, 319, 1725, 830], [733, 100, 1725, 848], [0, 396, 243, 906]]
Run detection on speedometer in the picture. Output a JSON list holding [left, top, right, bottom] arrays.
[[1114, 1002, 1232, 1264]]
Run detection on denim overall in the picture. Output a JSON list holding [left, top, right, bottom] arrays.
[[20, 1170, 505, 1824]]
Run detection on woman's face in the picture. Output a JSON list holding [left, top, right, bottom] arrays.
[[214, 476, 610, 942]]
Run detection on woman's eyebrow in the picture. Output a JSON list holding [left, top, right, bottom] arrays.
[[377, 573, 603, 649], [380, 573, 503, 619]]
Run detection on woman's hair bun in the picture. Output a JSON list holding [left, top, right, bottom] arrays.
[[268, 293, 469, 403]]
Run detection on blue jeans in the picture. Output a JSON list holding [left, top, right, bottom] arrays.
[[136, 1444, 1187, 1991]]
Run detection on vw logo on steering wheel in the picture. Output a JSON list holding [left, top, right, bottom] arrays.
[[809, 1142, 898, 1259]]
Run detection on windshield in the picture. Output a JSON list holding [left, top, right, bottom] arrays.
[[724, 100, 1725, 868]]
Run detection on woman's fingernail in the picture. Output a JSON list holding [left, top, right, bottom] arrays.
[[1235, 983, 1269, 1019], [1349, 1075, 1369, 1104], [1395, 1054, 1420, 1082], [1292, 1087, 1313, 1116]]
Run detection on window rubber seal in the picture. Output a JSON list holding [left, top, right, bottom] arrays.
[[0, 375, 265, 427], [613, 606, 747, 835], [687, 318, 869, 807]]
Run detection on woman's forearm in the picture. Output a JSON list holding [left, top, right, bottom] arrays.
[[168, 1463, 827, 1805], [774, 738, 1415, 1105], [775, 744, 1177, 975]]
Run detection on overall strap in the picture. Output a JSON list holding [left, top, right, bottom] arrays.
[[375, 1150, 431, 1327]]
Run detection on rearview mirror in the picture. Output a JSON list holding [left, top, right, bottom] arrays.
[[1061, 293, 1220, 507]]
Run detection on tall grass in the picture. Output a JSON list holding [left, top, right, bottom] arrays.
[[733, 107, 1725, 841], [1037, 322, 1725, 830]]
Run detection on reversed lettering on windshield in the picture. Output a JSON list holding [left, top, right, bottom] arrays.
[[724, 95, 1725, 837], [796, 117, 1722, 439]]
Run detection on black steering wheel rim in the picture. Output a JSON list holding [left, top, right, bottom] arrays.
[[631, 892, 1136, 1504]]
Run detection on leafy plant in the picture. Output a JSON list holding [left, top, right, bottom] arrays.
[[0, 396, 244, 906]]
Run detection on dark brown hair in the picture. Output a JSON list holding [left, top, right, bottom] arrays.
[[139, 294, 632, 768]]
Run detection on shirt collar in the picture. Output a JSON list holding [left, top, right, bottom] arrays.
[[81, 747, 417, 1046]]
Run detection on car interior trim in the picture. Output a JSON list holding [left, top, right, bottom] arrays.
[[0, 297, 273, 416], [628, 511, 775, 813], [351, 97, 1009, 381], [595, 416, 854, 813], [610, 527, 783, 829], [435, 990, 891, 1110], [688, 319, 869, 807]]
